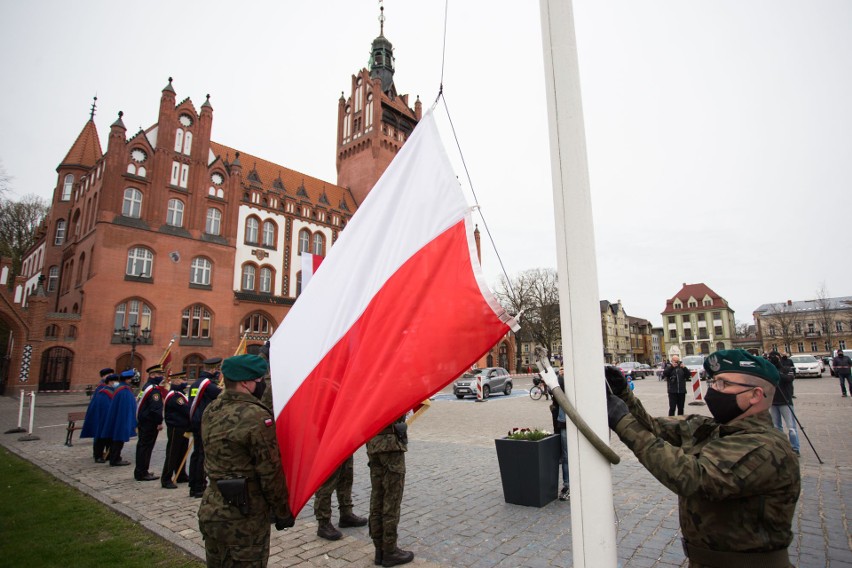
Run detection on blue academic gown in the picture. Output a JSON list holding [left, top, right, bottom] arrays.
[[80, 383, 112, 439], [100, 383, 137, 442]]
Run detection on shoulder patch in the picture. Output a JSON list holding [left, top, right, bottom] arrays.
[[177, 398, 185, 405], [152, 393, 160, 401], [264, 418, 274, 427]]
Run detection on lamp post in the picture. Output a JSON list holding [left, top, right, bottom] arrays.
[[115, 322, 151, 383]]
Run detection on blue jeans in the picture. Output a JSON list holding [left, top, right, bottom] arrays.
[[838, 373, 852, 395], [770, 405, 800, 453], [559, 427, 569, 486]]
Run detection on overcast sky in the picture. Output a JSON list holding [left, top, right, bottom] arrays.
[[1, 1, 850, 327]]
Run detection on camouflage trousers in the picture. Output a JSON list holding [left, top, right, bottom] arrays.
[[314, 454, 355, 522], [199, 517, 271, 568], [368, 451, 406, 553]]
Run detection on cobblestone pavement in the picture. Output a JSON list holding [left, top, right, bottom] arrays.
[[1, 375, 850, 567]]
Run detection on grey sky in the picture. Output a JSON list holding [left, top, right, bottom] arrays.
[[1, 1, 850, 327]]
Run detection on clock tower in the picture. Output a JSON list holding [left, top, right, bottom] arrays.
[[336, 5, 421, 206]]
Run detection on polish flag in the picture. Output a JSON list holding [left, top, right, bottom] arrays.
[[300, 252, 324, 290], [269, 110, 518, 515]]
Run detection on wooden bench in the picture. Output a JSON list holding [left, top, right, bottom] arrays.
[[65, 411, 87, 447]]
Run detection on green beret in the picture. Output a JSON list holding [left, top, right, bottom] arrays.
[[704, 349, 780, 386], [222, 354, 268, 382]]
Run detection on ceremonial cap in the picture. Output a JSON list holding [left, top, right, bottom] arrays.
[[704, 349, 780, 386], [146, 365, 164, 374], [222, 354, 268, 382], [203, 356, 223, 366], [169, 371, 187, 380], [106, 373, 119, 381], [99, 367, 114, 377], [120, 369, 135, 379]]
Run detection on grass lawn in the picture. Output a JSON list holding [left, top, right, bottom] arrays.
[[0, 446, 204, 568]]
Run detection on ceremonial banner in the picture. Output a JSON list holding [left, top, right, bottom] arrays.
[[270, 111, 517, 514], [301, 252, 324, 290]]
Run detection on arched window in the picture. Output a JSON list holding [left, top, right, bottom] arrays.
[[47, 266, 59, 292], [259, 267, 272, 294], [126, 247, 153, 277], [245, 217, 259, 244], [76, 252, 86, 285], [183, 131, 193, 155], [67, 325, 78, 339], [183, 353, 205, 383], [242, 264, 256, 291], [312, 233, 325, 256], [174, 128, 184, 153], [122, 188, 143, 218], [61, 174, 73, 201], [127, 163, 136, 175], [45, 324, 60, 338], [243, 312, 273, 335], [716, 341, 726, 351], [54, 220, 66, 246], [206, 208, 222, 235], [114, 299, 152, 330], [167, 199, 184, 227], [262, 220, 275, 247], [298, 229, 310, 254], [685, 344, 695, 355], [181, 304, 212, 339], [190, 257, 212, 286]]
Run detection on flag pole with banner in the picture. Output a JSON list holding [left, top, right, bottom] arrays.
[[269, 109, 518, 515]]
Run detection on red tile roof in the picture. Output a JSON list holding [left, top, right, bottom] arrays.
[[209, 141, 355, 213], [61, 120, 103, 168], [662, 282, 728, 314]]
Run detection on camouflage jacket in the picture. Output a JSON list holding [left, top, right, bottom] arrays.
[[614, 389, 800, 554], [367, 416, 408, 455], [198, 390, 291, 521]]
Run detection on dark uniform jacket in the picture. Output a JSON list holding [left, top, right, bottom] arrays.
[[663, 363, 691, 394], [189, 373, 222, 433], [136, 381, 164, 427], [613, 388, 800, 559], [772, 359, 795, 406], [164, 387, 190, 430]]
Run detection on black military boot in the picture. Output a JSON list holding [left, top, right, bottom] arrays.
[[374, 548, 383, 566], [316, 520, 343, 541], [382, 547, 414, 567], [339, 510, 368, 527]]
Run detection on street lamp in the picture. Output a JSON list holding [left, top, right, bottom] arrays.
[[115, 322, 151, 378]]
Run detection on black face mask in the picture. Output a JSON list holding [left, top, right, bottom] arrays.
[[251, 379, 267, 401], [704, 387, 748, 424]]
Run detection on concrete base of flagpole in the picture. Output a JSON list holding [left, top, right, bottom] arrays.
[[17, 434, 41, 441], [688, 401, 706, 406], [5, 427, 27, 434]]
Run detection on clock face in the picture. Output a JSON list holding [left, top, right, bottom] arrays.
[[211, 173, 224, 185], [131, 149, 147, 163], [179, 114, 193, 127]]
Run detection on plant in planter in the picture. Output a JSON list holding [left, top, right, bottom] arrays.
[[495, 427, 560, 507]]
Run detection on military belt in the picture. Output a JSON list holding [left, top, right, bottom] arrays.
[[682, 539, 790, 568], [378, 426, 395, 435]]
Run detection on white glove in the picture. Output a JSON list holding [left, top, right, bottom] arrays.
[[540, 367, 560, 391]]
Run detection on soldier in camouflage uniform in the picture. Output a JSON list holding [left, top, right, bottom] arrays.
[[313, 454, 368, 540], [197, 354, 294, 567], [367, 416, 414, 567], [606, 349, 800, 568]]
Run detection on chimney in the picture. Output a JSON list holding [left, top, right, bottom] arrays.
[[787, 300, 792, 306]]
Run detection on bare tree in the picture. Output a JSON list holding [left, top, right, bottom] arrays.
[[495, 268, 561, 365], [814, 283, 836, 354], [764, 302, 801, 353], [735, 320, 753, 338], [0, 159, 11, 197], [0, 194, 49, 280]]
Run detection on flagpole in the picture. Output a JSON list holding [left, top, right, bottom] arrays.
[[539, 1, 618, 566]]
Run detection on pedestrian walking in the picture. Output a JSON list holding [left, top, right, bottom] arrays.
[[135, 365, 165, 481], [662, 355, 690, 416], [832, 349, 852, 397], [197, 354, 294, 567], [605, 349, 800, 567], [314, 454, 368, 540], [161, 371, 190, 489], [368, 415, 414, 567]]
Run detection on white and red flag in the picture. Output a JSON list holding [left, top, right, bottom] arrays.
[[300, 252, 324, 290], [269, 110, 518, 515]]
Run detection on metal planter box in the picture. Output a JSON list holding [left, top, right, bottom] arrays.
[[494, 433, 560, 507]]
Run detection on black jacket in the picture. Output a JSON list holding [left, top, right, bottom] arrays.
[[663, 362, 691, 394], [772, 357, 795, 406]]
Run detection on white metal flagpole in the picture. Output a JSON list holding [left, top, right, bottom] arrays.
[[539, 1, 618, 566]]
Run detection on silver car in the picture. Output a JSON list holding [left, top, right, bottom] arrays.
[[453, 367, 513, 399], [790, 355, 822, 378]]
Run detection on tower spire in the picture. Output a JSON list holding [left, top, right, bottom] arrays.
[[379, 0, 385, 36], [89, 95, 97, 120]]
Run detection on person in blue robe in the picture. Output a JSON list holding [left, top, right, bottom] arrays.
[[80, 367, 115, 462], [100, 370, 137, 466]]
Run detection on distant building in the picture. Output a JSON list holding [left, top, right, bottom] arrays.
[[600, 300, 630, 364], [661, 283, 736, 357], [753, 296, 852, 356]]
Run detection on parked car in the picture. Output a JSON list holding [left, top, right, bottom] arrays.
[[790, 354, 822, 378], [822, 357, 834, 376], [453, 367, 513, 399], [616, 362, 654, 379], [680, 355, 706, 380]]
